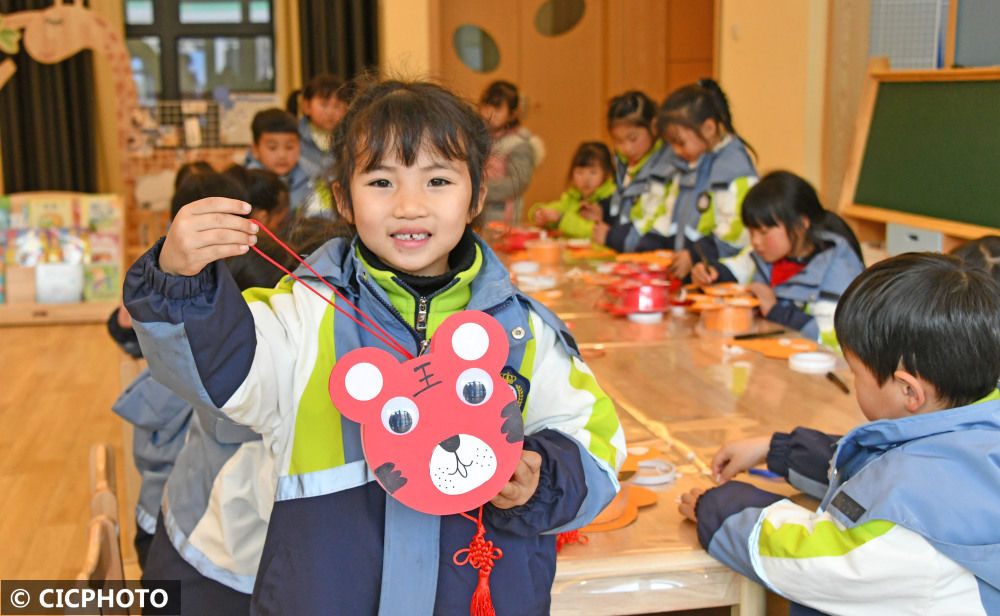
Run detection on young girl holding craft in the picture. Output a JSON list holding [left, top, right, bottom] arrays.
[[124, 78, 624, 615], [528, 141, 616, 239], [692, 170, 864, 345], [595, 90, 675, 252], [638, 79, 759, 279]]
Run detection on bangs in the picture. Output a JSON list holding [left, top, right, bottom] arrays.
[[350, 91, 472, 173], [741, 200, 781, 229]]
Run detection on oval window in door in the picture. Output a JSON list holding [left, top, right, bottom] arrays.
[[453, 24, 500, 73], [535, 0, 586, 37]]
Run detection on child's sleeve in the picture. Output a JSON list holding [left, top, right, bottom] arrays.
[[484, 310, 626, 536], [695, 483, 954, 614], [123, 238, 303, 448], [766, 428, 840, 500], [556, 202, 597, 239]]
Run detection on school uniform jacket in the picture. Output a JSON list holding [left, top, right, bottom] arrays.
[[526, 179, 617, 239], [244, 151, 315, 216], [716, 231, 864, 344], [694, 391, 1000, 615], [604, 140, 676, 253], [636, 135, 757, 255], [296, 116, 333, 181], [123, 233, 625, 616]]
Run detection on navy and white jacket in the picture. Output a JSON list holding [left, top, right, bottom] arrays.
[[123, 233, 625, 615], [695, 392, 1000, 615], [604, 140, 676, 253], [296, 116, 333, 181]]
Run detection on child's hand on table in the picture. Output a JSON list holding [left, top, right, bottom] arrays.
[[711, 435, 771, 483], [578, 201, 602, 222], [532, 207, 562, 227], [591, 221, 610, 246], [160, 198, 259, 276], [747, 282, 777, 316], [668, 249, 693, 279], [490, 450, 542, 509], [678, 487, 706, 522], [691, 262, 718, 286]]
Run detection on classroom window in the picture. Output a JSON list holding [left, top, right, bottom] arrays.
[[124, 0, 275, 102]]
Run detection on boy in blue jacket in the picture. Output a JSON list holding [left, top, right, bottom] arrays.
[[679, 252, 1000, 615], [124, 78, 625, 615]]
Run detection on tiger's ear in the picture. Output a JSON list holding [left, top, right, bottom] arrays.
[[429, 310, 509, 372], [329, 347, 400, 424]]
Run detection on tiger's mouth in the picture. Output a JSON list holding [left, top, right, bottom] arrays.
[[428, 434, 497, 495]]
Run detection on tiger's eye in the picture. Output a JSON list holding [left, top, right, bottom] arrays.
[[387, 409, 413, 434], [462, 381, 487, 404]]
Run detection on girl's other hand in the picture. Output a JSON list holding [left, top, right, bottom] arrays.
[[748, 282, 777, 315], [534, 207, 561, 226], [668, 249, 693, 279], [691, 262, 718, 286], [159, 198, 258, 276], [490, 450, 542, 509], [711, 435, 771, 483], [578, 201, 602, 222], [591, 221, 610, 246], [678, 487, 706, 523]]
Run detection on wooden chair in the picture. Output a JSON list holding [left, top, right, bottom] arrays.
[[89, 443, 119, 524]]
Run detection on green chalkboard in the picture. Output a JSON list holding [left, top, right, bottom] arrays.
[[853, 80, 1000, 229]]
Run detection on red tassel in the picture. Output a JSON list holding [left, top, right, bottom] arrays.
[[454, 507, 502, 616], [556, 529, 588, 552]]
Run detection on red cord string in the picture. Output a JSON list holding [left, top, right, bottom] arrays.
[[249, 222, 414, 359]]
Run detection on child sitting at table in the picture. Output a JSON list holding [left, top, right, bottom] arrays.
[[679, 252, 1000, 615], [123, 77, 625, 615], [691, 171, 864, 345], [527, 141, 616, 239]]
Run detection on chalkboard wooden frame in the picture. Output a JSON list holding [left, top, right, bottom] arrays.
[[839, 57, 1000, 252]]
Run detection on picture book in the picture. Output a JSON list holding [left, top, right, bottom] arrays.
[[78, 195, 122, 232], [27, 195, 75, 229], [83, 263, 120, 302]]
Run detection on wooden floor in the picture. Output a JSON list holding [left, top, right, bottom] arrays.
[[0, 323, 131, 580]]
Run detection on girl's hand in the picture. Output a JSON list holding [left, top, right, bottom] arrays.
[[532, 207, 561, 226], [691, 262, 718, 286], [678, 487, 706, 522], [159, 198, 259, 276], [578, 201, 602, 222], [748, 282, 777, 316], [711, 436, 771, 483], [668, 249, 693, 279], [591, 221, 610, 246], [490, 450, 542, 509]]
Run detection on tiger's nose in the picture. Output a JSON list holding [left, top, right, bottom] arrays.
[[439, 435, 461, 452]]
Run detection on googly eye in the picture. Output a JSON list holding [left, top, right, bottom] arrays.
[[381, 397, 419, 435], [456, 368, 493, 406]]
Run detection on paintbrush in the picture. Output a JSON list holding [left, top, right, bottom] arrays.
[[826, 371, 851, 395]]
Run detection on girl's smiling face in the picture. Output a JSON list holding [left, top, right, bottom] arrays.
[[344, 143, 484, 277], [609, 123, 654, 167]]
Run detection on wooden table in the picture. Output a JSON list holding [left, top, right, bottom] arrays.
[[515, 255, 866, 615]]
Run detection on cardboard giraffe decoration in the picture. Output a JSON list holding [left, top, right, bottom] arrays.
[[0, 0, 139, 177]]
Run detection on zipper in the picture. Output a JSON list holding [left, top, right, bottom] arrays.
[[358, 275, 422, 354]]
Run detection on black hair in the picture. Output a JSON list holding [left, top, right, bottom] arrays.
[[951, 235, 1000, 286], [742, 170, 863, 262], [331, 78, 491, 222], [607, 90, 657, 133], [245, 168, 289, 216], [658, 78, 756, 158], [286, 73, 345, 116], [174, 161, 214, 190], [568, 141, 614, 184], [225, 233, 296, 291], [170, 170, 247, 220], [479, 80, 521, 131], [251, 108, 299, 143], [283, 216, 356, 257], [835, 252, 1000, 408]]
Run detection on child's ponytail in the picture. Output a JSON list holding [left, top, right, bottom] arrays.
[[814, 210, 864, 264]]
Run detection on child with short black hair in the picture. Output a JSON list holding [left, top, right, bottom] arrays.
[[680, 252, 1000, 615], [286, 73, 351, 180], [124, 77, 624, 615], [527, 141, 616, 239], [692, 171, 864, 344], [244, 107, 314, 216]]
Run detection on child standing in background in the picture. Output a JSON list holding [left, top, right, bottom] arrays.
[[692, 171, 864, 345], [681, 253, 1000, 615], [479, 80, 545, 226], [286, 73, 348, 181], [595, 90, 675, 253], [528, 141, 616, 239], [641, 79, 758, 279], [123, 78, 624, 615], [244, 108, 313, 216]]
